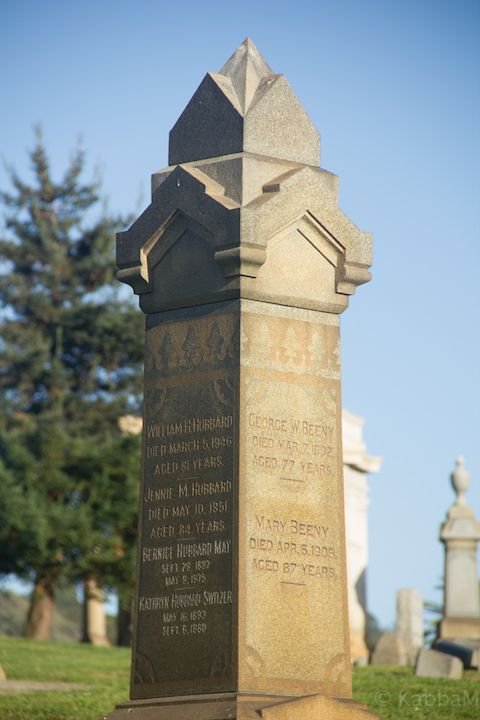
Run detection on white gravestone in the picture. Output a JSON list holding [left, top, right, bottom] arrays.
[[439, 457, 480, 640]]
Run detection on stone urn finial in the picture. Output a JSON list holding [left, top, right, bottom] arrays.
[[451, 456, 470, 505]]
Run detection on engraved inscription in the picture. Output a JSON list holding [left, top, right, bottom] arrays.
[[248, 514, 339, 586], [137, 398, 234, 681], [142, 414, 233, 546], [243, 355, 342, 599], [248, 412, 336, 483], [241, 313, 349, 693], [133, 311, 237, 696]]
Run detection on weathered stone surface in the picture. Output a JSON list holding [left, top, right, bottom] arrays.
[[434, 640, 479, 669], [439, 458, 480, 641], [371, 632, 408, 666], [415, 648, 463, 679], [396, 588, 423, 664]]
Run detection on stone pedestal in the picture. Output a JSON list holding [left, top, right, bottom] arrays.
[[439, 458, 480, 641], [106, 39, 380, 720], [109, 693, 378, 719]]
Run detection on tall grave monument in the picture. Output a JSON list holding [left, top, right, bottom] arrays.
[[108, 40, 379, 720]]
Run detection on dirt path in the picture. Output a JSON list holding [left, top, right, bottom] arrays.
[[0, 680, 88, 694]]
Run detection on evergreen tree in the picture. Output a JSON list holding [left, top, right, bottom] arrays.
[[0, 131, 143, 639]]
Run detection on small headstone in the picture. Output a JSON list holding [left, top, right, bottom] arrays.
[[396, 588, 423, 664], [0, 665, 6, 681], [371, 632, 408, 666], [434, 640, 479, 669], [415, 648, 463, 679]]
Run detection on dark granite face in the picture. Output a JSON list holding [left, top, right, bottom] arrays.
[[132, 304, 239, 700]]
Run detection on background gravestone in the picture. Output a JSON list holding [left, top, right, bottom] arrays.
[[371, 632, 407, 667], [439, 458, 480, 641], [415, 648, 463, 680], [107, 39, 380, 720], [396, 588, 423, 665]]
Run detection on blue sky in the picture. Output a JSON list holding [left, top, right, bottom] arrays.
[[1, 0, 479, 629]]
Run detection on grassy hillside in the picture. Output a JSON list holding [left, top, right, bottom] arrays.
[[0, 635, 130, 719], [0, 636, 478, 719]]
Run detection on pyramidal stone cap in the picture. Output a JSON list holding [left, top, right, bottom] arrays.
[[169, 38, 320, 166]]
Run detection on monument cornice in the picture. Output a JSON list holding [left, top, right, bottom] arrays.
[[117, 152, 372, 315]]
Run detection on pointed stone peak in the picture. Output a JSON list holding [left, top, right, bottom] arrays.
[[169, 40, 320, 166], [219, 38, 276, 113]]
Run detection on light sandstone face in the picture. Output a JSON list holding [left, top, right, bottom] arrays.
[[115, 39, 374, 714], [238, 302, 350, 697]]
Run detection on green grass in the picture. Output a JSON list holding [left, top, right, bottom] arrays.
[[0, 636, 479, 719], [0, 635, 130, 719], [353, 665, 480, 719]]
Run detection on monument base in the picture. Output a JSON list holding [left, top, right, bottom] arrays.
[[103, 692, 382, 719], [439, 617, 480, 641]]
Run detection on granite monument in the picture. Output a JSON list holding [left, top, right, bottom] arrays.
[[106, 39, 379, 720]]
